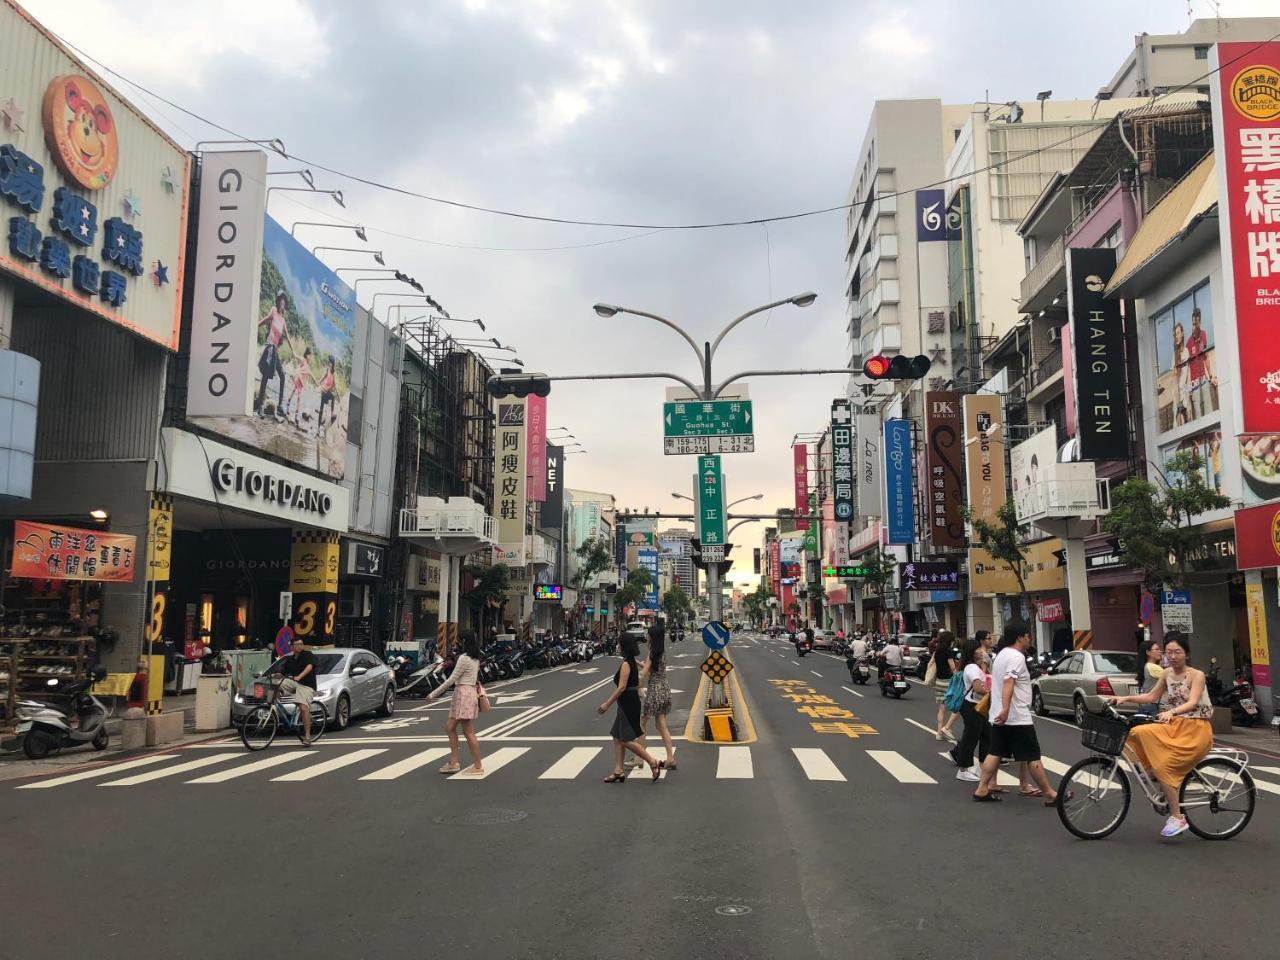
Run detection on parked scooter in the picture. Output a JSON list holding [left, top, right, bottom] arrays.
[[15, 666, 111, 759], [1207, 657, 1262, 727]]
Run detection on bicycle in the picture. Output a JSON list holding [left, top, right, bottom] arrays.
[[1056, 704, 1256, 840], [239, 675, 328, 751]]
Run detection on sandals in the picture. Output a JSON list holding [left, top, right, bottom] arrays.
[[603, 771, 627, 783], [438, 764, 461, 774], [1018, 787, 1044, 798], [662, 760, 677, 771], [649, 760, 661, 782], [972, 792, 1003, 802]]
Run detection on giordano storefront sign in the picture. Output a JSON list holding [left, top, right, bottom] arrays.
[[160, 428, 349, 533]]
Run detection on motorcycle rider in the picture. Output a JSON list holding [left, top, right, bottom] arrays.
[[879, 634, 904, 675]]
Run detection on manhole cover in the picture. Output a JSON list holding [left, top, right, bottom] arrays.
[[715, 905, 752, 917], [435, 808, 528, 826]]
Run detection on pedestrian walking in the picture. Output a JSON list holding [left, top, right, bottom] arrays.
[[949, 637, 991, 782], [1107, 633, 1213, 838], [428, 632, 485, 775], [932, 629, 959, 742], [972, 623, 1057, 805], [638, 623, 677, 769], [598, 632, 662, 783], [1135, 638, 1164, 718]]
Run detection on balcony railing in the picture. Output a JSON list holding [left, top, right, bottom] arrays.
[[1018, 233, 1065, 310], [1035, 347, 1063, 383], [1014, 474, 1110, 523], [531, 535, 557, 566], [399, 496, 496, 543]]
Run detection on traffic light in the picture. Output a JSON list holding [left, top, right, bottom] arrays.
[[862, 354, 932, 380], [487, 373, 552, 398]]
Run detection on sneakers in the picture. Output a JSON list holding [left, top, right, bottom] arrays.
[[940, 728, 957, 743], [1160, 816, 1189, 838], [956, 768, 981, 782]]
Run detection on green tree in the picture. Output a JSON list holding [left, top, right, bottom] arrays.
[[962, 500, 1030, 599], [1104, 450, 1230, 591], [572, 536, 613, 590], [742, 580, 771, 628], [614, 566, 654, 622], [858, 548, 899, 601], [661, 584, 694, 626], [461, 562, 512, 638]]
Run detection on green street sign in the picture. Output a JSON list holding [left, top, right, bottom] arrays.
[[695, 455, 726, 546], [823, 564, 872, 578], [804, 492, 818, 554], [664, 400, 754, 455]]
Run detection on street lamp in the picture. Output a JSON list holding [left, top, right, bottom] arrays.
[[314, 246, 385, 265], [195, 137, 287, 156], [269, 168, 315, 188], [291, 221, 367, 241], [267, 183, 345, 209]]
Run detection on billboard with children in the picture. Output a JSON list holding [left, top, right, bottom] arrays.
[[191, 214, 355, 480]]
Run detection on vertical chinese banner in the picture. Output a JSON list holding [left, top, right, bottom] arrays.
[[962, 394, 1007, 526], [289, 529, 339, 644], [855, 413, 883, 518], [793, 443, 809, 529], [830, 399, 854, 523], [526, 394, 547, 502], [1211, 43, 1280, 433], [883, 419, 916, 546], [770, 541, 781, 602], [1246, 580, 1272, 688], [495, 398, 528, 564], [145, 494, 173, 650], [924, 391, 965, 547]]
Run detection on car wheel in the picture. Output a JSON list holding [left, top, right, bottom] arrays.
[[1073, 695, 1086, 727], [1032, 687, 1048, 717], [334, 694, 351, 730], [377, 685, 396, 717]]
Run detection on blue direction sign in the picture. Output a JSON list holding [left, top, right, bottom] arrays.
[[702, 620, 731, 650]]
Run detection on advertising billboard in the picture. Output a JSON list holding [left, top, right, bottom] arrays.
[[190, 214, 356, 480], [793, 443, 809, 529], [494, 398, 527, 565], [638, 548, 659, 610], [539, 444, 564, 531], [1153, 280, 1218, 433], [962, 394, 1007, 527], [526, 394, 547, 502], [1067, 246, 1128, 460], [831, 399, 854, 523], [1010, 425, 1058, 522], [1211, 43, 1280, 433], [0, 4, 191, 349], [534, 584, 562, 601], [883, 419, 915, 545], [11, 520, 136, 582], [855, 413, 883, 517], [923, 391, 964, 547]]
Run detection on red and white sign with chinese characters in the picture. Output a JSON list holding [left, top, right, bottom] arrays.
[[1212, 43, 1280, 432], [526, 394, 547, 502], [792, 443, 809, 530], [11, 521, 137, 582]]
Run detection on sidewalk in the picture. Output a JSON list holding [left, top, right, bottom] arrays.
[[1216, 720, 1280, 760]]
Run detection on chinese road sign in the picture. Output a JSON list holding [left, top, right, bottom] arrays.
[[899, 560, 960, 591], [702, 620, 731, 650], [700, 649, 734, 683], [695, 455, 726, 546], [664, 399, 754, 455], [831, 398, 854, 522]]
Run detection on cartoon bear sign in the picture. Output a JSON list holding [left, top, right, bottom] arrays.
[[42, 74, 119, 191]]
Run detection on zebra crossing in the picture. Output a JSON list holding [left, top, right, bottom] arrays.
[[16, 742, 1280, 793]]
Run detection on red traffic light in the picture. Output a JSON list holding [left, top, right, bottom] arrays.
[[863, 355, 891, 378], [862, 354, 931, 381]]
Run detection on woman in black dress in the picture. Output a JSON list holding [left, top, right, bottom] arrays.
[[597, 633, 661, 782]]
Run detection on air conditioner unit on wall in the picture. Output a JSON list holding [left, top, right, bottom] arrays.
[[1047, 327, 1061, 345]]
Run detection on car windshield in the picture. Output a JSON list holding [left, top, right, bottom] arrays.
[[1091, 653, 1138, 674], [265, 654, 347, 676]]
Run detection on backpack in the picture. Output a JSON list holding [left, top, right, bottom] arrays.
[[943, 672, 967, 712]]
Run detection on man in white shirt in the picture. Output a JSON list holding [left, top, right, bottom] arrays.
[[972, 624, 1058, 803], [850, 634, 869, 659], [881, 636, 903, 667]]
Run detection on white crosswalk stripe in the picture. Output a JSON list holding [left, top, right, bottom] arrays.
[[359, 748, 451, 781], [188, 751, 308, 783], [15, 753, 177, 789], [792, 747, 845, 782], [449, 746, 528, 780], [101, 753, 241, 786], [271, 748, 387, 782], [869, 750, 935, 783], [716, 746, 753, 779], [539, 746, 602, 779]]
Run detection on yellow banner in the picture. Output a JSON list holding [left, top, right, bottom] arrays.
[[968, 538, 1066, 594], [290, 530, 340, 593], [147, 494, 173, 583], [1246, 581, 1270, 684], [962, 394, 1008, 527]]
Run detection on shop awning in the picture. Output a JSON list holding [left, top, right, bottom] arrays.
[[1105, 154, 1217, 298]]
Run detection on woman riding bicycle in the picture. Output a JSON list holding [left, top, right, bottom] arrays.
[[1107, 633, 1213, 838]]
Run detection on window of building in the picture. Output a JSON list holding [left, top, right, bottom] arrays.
[[1152, 280, 1217, 434], [1194, 45, 1209, 60]]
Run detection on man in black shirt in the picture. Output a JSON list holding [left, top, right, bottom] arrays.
[[280, 636, 318, 744]]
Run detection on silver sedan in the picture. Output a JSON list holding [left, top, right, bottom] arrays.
[[232, 648, 396, 730], [1031, 649, 1141, 725]]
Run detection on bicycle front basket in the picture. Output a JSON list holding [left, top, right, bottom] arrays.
[[1079, 711, 1129, 756]]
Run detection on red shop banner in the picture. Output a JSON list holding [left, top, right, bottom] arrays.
[[1212, 43, 1280, 431], [1235, 501, 1280, 569], [1037, 599, 1066, 623], [11, 521, 138, 582], [792, 443, 809, 530]]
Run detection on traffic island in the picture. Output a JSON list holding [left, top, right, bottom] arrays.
[[685, 648, 756, 744]]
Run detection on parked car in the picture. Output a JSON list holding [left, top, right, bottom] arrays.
[[810, 629, 834, 651], [899, 633, 932, 678], [623, 620, 649, 641], [232, 648, 396, 730], [1031, 649, 1141, 725]]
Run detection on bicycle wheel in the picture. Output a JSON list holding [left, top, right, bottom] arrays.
[[1056, 756, 1131, 840], [1180, 757, 1256, 840], [240, 706, 279, 751], [298, 700, 328, 743]]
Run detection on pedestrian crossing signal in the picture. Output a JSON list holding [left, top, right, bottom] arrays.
[[862, 354, 931, 380]]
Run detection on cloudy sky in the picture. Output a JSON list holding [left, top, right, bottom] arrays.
[[21, 0, 1274, 583]]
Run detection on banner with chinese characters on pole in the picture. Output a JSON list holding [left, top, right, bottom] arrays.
[[792, 443, 809, 530], [11, 520, 137, 581], [494, 398, 528, 565], [526, 393, 547, 502], [924, 391, 965, 548], [1210, 43, 1280, 432]]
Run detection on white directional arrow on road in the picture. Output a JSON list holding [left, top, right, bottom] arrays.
[[493, 690, 539, 704]]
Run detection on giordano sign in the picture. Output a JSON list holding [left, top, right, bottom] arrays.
[[210, 457, 333, 517]]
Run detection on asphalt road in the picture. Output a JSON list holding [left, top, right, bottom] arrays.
[[3, 632, 1279, 960]]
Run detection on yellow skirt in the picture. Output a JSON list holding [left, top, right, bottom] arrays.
[[1128, 718, 1213, 788]]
